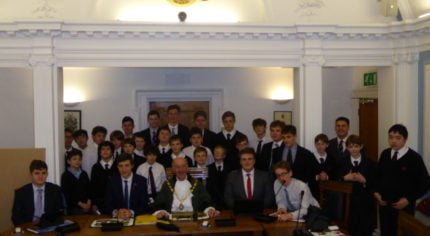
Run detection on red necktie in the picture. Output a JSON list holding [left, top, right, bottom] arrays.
[[246, 173, 253, 200]]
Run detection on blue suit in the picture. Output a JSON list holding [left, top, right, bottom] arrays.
[[104, 174, 149, 215]]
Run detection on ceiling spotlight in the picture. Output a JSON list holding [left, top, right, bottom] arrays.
[[178, 11, 187, 22]]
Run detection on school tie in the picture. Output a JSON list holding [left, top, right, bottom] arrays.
[[274, 143, 279, 148], [162, 148, 165, 155], [152, 131, 157, 145], [105, 164, 109, 170], [353, 161, 359, 173], [148, 166, 157, 197], [115, 151, 119, 158], [256, 140, 263, 156], [338, 140, 344, 153], [246, 173, 253, 200], [392, 151, 398, 161], [319, 158, 324, 165], [287, 149, 293, 165], [217, 165, 222, 174], [33, 188, 43, 221], [227, 133, 231, 141], [171, 127, 176, 135], [123, 180, 129, 209], [284, 188, 297, 212]]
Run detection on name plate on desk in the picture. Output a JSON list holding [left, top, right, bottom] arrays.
[[171, 212, 209, 221]]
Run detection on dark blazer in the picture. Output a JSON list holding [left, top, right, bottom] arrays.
[[140, 128, 159, 146], [132, 154, 146, 173], [161, 124, 190, 147], [207, 162, 232, 209], [90, 162, 118, 214], [274, 144, 313, 183], [307, 153, 338, 199], [224, 169, 275, 209], [158, 149, 173, 168], [104, 174, 149, 215], [61, 169, 91, 213], [256, 142, 282, 171], [201, 128, 217, 151], [327, 138, 367, 163], [12, 183, 65, 226], [153, 176, 214, 212], [215, 130, 245, 169]]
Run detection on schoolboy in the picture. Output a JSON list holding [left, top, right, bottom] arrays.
[[136, 146, 166, 202], [339, 135, 375, 236], [215, 111, 245, 157], [122, 138, 145, 172], [133, 132, 146, 157], [61, 149, 91, 215], [373, 124, 430, 236], [140, 110, 161, 146], [82, 126, 107, 175], [122, 116, 135, 139], [90, 141, 117, 214], [250, 118, 270, 159], [183, 127, 214, 165], [193, 110, 217, 150], [256, 120, 285, 171], [157, 127, 172, 167], [207, 145, 232, 209], [12, 160, 64, 226], [110, 130, 124, 159], [162, 104, 190, 146], [166, 135, 193, 167], [73, 129, 98, 175]]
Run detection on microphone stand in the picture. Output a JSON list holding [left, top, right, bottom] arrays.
[[293, 191, 311, 236]]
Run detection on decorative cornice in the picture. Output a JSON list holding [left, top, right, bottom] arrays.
[[393, 51, 419, 64], [28, 55, 56, 66], [301, 55, 325, 66]]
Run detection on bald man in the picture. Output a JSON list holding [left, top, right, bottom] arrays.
[[153, 158, 219, 218]]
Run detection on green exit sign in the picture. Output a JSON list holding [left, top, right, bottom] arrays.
[[364, 72, 377, 86]]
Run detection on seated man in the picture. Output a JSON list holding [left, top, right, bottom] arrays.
[[12, 160, 65, 226], [224, 148, 275, 209], [105, 154, 150, 220], [272, 161, 319, 221], [153, 158, 219, 219]]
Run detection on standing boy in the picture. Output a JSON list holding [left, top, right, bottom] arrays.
[[110, 130, 124, 160], [122, 138, 145, 172], [215, 111, 245, 158], [193, 111, 217, 150], [140, 110, 161, 146], [256, 120, 285, 171], [162, 104, 190, 146], [249, 118, 270, 159], [207, 145, 232, 209], [122, 116, 135, 139]]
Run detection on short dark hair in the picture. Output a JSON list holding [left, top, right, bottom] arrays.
[[144, 145, 160, 157], [158, 126, 171, 135], [29, 160, 48, 172], [65, 128, 74, 134], [147, 110, 160, 119], [66, 149, 83, 161], [235, 133, 249, 144], [116, 153, 134, 165], [273, 161, 292, 172], [98, 141, 115, 156], [222, 111, 235, 121], [189, 127, 203, 137], [238, 147, 255, 159], [282, 125, 297, 135], [73, 129, 88, 139], [388, 124, 408, 139], [252, 118, 267, 128], [133, 132, 145, 140], [314, 133, 329, 144], [122, 116, 134, 125], [335, 117, 350, 126], [214, 145, 226, 154], [110, 130, 125, 141], [194, 147, 207, 157], [194, 111, 207, 120], [270, 120, 286, 130], [346, 135, 363, 146], [123, 138, 136, 147], [91, 126, 107, 136], [169, 135, 182, 144], [167, 104, 181, 112]]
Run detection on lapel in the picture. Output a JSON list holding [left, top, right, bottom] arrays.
[[27, 184, 35, 214], [44, 184, 49, 211], [237, 170, 247, 199], [252, 170, 259, 198]]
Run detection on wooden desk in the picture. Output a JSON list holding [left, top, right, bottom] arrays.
[[2, 211, 264, 236]]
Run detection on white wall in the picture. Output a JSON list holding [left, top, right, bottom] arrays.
[[378, 67, 395, 154], [63, 67, 294, 141], [0, 68, 34, 148]]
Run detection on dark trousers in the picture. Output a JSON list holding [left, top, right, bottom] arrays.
[[379, 205, 414, 236]]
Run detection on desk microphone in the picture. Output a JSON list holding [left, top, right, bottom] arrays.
[[274, 180, 286, 196], [293, 191, 311, 236]]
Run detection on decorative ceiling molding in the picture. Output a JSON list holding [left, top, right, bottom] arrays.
[[32, 0, 58, 19], [296, 0, 325, 17]]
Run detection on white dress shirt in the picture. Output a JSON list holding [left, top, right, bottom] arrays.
[[32, 184, 45, 216], [350, 155, 362, 166], [242, 169, 255, 199], [222, 129, 237, 140], [183, 145, 214, 165], [171, 151, 186, 160], [77, 144, 98, 177], [168, 124, 179, 135], [158, 144, 171, 154], [136, 162, 166, 194], [272, 140, 283, 149], [250, 136, 271, 151], [99, 158, 114, 169], [391, 146, 409, 160], [274, 178, 319, 220], [134, 149, 144, 157], [337, 137, 348, 152], [313, 152, 327, 163]]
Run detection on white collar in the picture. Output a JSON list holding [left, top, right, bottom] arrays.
[[391, 146, 409, 160], [242, 168, 255, 177], [350, 155, 362, 165], [100, 158, 114, 166], [32, 184, 46, 191], [171, 151, 185, 159], [223, 129, 236, 137], [121, 173, 133, 182]]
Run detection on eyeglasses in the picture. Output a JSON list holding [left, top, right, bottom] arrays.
[[275, 172, 289, 178], [240, 158, 254, 161]]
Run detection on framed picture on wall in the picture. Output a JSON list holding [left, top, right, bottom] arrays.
[[274, 111, 292, 125], [64, 110, 81, 131]]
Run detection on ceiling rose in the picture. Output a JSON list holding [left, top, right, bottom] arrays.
[[166, 0, 198, 7]]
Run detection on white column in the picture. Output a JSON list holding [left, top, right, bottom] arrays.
[[30, 36, 63, 184], [393, 51, 419, 149], [298, 55, 324, 149]]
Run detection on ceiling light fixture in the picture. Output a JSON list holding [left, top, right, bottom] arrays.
[[418, 12, 430, 18]]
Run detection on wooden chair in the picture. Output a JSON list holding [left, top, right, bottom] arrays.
[[318, 181, 354, 230], [397, 211, 430, 236]]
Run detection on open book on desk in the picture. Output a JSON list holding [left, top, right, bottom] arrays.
[[26, 220, 74, 234]]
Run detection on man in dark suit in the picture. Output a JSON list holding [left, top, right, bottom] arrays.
[[193, 111, 217, 151], [215, 111, 245, 167], [12, 160, 65, 226], [224, 148, 275, 209], [105, 154, 150, 219], [161, 104, 190, 147], [139, 110, 161, 146], [275, 125, 313, 183], [207, 145, 232, 209], [256, 120, 285, 171]]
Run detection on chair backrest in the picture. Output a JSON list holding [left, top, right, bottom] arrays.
[[397, 211, 430, 236], [318, 181, 354, 230], [166, 167, 208, 179]]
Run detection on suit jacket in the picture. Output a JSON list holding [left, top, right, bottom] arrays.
[[224, 169, 275, 209], [139, 128, 159, 146], [256, 142, 282, 171], [206, 162, 233, 209], [274, 144, 313, 183], [307, 153, 339, 199], [158, 149, 173, 168], [327, 138, 367, 163], [201, 128, 217, 151], [104, 174, 149, 215], [12, 183, 65, 226], [215, 130, 245, 169], [153, 176, 214, 212], [162, 124, 190, 147]]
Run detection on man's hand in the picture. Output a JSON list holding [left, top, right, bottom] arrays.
[[344, 171, 354, 181], [117, 209, 132, 220], [319, 172, 328, 181], [277, 213, 293, 222], [156, 211, 169, 219], [207, 209, 220, 218], [354, 173, 366, 183], [392, 198, 409, 210], [373, 192, 387, 206]]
